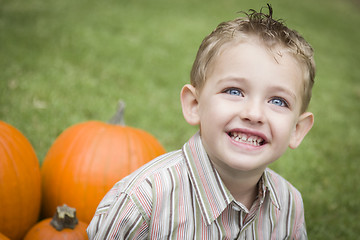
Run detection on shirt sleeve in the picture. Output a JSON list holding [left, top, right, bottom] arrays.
[[294, 220, 308, 240], [87, 187, 149, 240], [292, 197, 308, 240]]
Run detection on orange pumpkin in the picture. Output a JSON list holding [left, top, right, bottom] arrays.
[[0, 121, 41, 240], [41, 102, 166, 223], [24, 204, 88, 240]]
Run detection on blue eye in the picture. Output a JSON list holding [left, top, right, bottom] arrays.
[[269, 98, 288, 107], [225, 88, 243, 96]]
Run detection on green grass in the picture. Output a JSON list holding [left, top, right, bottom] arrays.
[[1, 0, 359, 238]]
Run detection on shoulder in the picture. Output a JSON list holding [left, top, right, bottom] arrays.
[[122, 149, 185, 191], [88, 150, 187, 238], [93, 149, 185, 215], [103, 149, 186, 202]]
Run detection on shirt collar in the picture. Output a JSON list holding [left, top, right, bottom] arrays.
[[263, 168, 282, 210], [182, 132, 231, 225], [183, 132, 281, 225]]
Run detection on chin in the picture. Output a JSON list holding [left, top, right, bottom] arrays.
[[227, 162, 264, 173]]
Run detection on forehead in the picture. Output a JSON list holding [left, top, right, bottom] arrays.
[[204, 41, 305, 99]]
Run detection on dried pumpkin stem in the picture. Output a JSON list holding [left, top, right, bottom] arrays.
[[108, 100, 126, 125], [50, 204, 79, 231]]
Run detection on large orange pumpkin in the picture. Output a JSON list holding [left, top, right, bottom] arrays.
[[24, 204, 88, 240], [0, 121, 41, 240], [41, 102, 166, 223]]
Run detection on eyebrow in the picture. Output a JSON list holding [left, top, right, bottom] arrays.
[[216, 76, 247, 86], [269, 86, 297, 100]]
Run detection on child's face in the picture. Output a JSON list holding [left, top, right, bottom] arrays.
[[181, 40, 314, 176]]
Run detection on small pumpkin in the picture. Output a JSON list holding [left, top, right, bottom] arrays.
[[24, 204, 88, 240], [41, 101, 166, 223], [0, 121, 41, 240]]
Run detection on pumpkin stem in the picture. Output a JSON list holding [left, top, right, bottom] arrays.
[[108, 100, 126, 125], [50, 204, 79, 231]]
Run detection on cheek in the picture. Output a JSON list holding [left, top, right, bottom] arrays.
[[199, 98, 223, 119], [272, 117, 297, 143], [203, 103, 232, 126]]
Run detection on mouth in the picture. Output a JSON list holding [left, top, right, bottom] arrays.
[[228, 131, 266, 147]]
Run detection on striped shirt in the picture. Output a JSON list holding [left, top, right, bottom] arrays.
[[87, 132, 307, 239]]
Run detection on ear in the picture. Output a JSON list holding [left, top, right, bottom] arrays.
[[180, 84, 200, 126], [289, 112, 314, 149]]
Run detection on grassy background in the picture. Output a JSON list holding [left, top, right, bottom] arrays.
[[1, 0, 359, 238]]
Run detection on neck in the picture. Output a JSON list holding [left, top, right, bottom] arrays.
[[215, 167, 265, 209], [226, 176, 259, 209]]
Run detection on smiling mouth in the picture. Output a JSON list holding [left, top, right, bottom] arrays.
[[228, 132, 265, 146]]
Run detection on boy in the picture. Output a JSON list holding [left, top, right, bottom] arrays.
[[87, 5, 315, 239]]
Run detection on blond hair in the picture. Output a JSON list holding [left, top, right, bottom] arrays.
[[190, 5, 315, 112]]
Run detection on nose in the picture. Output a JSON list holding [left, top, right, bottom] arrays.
[[239, 99, 265, 124]]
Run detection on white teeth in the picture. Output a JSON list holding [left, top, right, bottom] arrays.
[[230, 132, 264, 146]]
